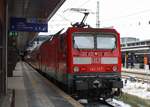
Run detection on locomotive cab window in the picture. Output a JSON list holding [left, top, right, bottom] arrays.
[[96, 35, 116, 49], [73, 33, 94, 49], [73, 32, 116, 50]]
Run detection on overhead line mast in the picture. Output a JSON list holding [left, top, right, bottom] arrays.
[[96, 1, 100, 28]]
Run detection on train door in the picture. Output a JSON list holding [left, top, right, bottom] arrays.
[[54, 38, 59, 80], [57, 36, 67, 82]]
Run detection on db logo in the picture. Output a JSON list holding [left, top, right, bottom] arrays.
[[92, 58, 100, 64]]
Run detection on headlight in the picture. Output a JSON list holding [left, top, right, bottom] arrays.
[[113, 66, 118, 71], [73, 66, 79, 72]]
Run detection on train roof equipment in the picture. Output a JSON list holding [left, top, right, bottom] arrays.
[[64, 8, 94, 28]]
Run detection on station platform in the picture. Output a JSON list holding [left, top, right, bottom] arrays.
[[3, 61, 83, 107], [122, 68, 150, 75]]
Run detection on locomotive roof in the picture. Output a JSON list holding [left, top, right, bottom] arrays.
[[67, 27, 119, 34]]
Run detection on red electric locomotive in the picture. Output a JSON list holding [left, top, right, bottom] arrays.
[[29, 26, 123, 100], [27, 9, 123, 100]]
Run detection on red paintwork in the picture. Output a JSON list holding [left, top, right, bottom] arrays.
[[31, 27, 122, 81], [67, 27, 122, 74]]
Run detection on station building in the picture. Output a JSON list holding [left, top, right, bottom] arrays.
[[121, 37, 150, 69]]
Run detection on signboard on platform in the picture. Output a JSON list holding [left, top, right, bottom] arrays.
[[9, 17, 48, 32]]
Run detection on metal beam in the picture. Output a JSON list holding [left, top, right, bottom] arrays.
[[122, 47, 150, 52], [47, 0, 66, 20]]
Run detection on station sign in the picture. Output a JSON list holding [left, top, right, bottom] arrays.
[[9, 31, 18, 37], [9, 17, 48, 32]]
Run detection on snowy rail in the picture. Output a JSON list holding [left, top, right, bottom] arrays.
[[122, 68, 150, 82], [80, 99, 130, 107]]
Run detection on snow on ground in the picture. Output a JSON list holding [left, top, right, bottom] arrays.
[[78, 98, 131, 107], [112, 99, 131, 107], [122, 78, 150, 99]]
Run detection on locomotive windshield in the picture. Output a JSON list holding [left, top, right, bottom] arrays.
[[73, 32, 116, 49], [73, 33, 94, 49], [97, 35, 116, 49]]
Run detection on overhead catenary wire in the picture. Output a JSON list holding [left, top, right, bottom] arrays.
[[56, 14, 72, 22], [103, 8, 150, 22], [100, 8, 150, 28], [78, 0, 92, 7], [52, 0, 150, 28], [61, 0, 94, 22]]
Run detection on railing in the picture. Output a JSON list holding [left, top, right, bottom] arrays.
[[121, 40, 150, 48]]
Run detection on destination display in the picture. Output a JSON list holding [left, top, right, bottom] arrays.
[[10, 17, 48, 32]]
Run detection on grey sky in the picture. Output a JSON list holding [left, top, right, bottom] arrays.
[[40, 0, 150, 40]]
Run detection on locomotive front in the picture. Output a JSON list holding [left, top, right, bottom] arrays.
[[67, 28, 123, 99]]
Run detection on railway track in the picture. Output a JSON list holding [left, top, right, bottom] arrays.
[[83, 100, 114, 107], [78, 69, 150, 107], [80, 99, 128, 107], [37, 68, 120, 107], [122, 70, 150, 82]]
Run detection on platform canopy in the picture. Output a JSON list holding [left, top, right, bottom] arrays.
[[8, 0, 66, 49], [8, 0, 65, 19]]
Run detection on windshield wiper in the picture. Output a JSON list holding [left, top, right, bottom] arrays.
[[111, 45, 116, 52], [111, 39, 117, 52], [73, 40, 80, 51]]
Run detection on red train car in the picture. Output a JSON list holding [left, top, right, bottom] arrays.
[[29, 27, 123, 99]]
